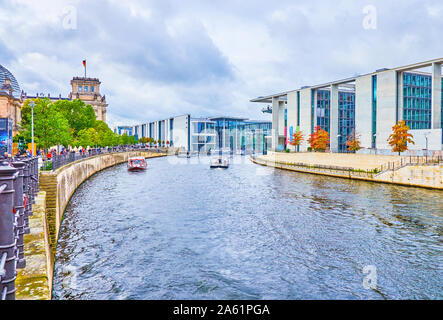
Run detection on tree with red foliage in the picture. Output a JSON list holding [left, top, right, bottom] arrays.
[[387, 120, 414, 155], [289, 130, 304, 152], [308, 126, 329, 152], [346, 130, 362, 152]]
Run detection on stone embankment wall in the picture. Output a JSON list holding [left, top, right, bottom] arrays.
[[375, 164, 443, 188], [252, 156, 442, 189], [16, 151, 165, 299]]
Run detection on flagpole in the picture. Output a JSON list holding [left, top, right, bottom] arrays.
[[84, 60, 86, 78]]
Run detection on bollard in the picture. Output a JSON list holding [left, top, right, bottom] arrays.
[[34, 156, 39, 193], [21, 158, 32, 234], [11, 161, 26, 269], [0, 162, 18, 300], [30, 157, 37, 200], [35, 156, 39, 193]]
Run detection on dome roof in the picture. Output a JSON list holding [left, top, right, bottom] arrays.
[[0, 65, 21, 99]]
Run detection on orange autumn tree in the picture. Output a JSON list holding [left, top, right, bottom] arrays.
[[308, 126, 329, 152], [289, 130, 304, 152], [346, 130, 362, 152], [387, 120, 415, 155]]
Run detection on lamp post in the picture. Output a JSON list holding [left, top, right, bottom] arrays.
[[373, 133, 377, 155], [336, 134, 341, 153], [424, 131, 430, 162], [29, 101, 35, 156]]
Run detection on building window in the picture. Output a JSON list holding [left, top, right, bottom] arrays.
[[316, 89, 330, 133], [90, 86, 94, 92], [311, 90, 315, 133], [84, 86, 88, 92], [297, 91, 300, 127], [372, 75, 377, 148], [78, 86, 82, 92], [338, 92, 355, 153], [403, 72, 431, 130]]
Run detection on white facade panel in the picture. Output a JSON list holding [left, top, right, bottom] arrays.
[[355, 74, 373, 149], [299, 88, 312, 151], [376, 70, 398, 150], [286, 91, 298, 151]]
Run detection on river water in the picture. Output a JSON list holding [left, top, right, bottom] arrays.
[[52, 156, 442, 300]]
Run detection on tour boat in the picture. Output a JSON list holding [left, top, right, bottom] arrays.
[[127, 157, 147, 171], [210, 156, 229, 169]]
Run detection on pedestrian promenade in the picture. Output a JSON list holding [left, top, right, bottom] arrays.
[[260, 152, 405, 171]]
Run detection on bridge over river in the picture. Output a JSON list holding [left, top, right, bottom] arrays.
[[52, 156, 442, 299]]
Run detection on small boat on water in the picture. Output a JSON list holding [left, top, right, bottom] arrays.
[[127, 156, 147, 171], [210, 156, 229, 169]]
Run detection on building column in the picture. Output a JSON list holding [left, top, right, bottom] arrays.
[[397, 71, 403, 123], [271, 96, 280, 151], [432, 63, 442, 129], [330, 84, 339, 152]]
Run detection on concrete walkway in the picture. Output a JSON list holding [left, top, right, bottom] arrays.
[[260, 151, 404, 171]]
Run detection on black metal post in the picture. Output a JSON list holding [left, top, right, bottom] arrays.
[[11, 161, 26, 269], [0, 162, 18, 300], [21, 158, 31, 234]]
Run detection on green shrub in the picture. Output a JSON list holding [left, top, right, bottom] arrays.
[[40, 161, 52, 171]]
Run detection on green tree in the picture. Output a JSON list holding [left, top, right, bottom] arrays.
[[76, 127, 99, 148], [94, 120, 116, 147], [53, 99, 96, 137], [20, 98, 72, 150]]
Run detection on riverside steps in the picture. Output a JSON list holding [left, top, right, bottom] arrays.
[[252, 152, 443, 189], [13, 149, 166, 300]]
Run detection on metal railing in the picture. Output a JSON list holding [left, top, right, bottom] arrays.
[[376, 155, 443, 175], [42, 146, 167, 171], [0, 156, 39, 300], [252, 154, 443, 178]]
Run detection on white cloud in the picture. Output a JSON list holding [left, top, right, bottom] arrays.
[[1, 0, 443, 129]]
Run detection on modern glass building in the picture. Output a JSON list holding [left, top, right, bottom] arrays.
[[251, 58, 443, 153], [113, 126, 133, 136], [190, 118, 216, 153], [208, 117, 271, 154], [128, 115, 271, 154], [240, 120, 272, 154]]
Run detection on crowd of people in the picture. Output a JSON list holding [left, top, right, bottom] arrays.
[[2, 143, 161, 162]]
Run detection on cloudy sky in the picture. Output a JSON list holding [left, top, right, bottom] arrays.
[[1, 0, 443, 128]]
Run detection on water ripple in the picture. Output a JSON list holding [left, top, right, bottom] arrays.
[[52, 156, 443, 300]]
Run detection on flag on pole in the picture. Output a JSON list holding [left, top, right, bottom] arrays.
[[83, 60, 86, 78]]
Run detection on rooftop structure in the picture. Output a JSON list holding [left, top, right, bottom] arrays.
[[251, 58, 443, 154], [0, 65, 23, 133]]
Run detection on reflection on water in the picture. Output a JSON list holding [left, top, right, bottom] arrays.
[[53, 156, 443, 300]]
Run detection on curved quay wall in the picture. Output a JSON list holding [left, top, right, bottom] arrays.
[[251, 156, 443, 190], [16, 151, 166, 299]]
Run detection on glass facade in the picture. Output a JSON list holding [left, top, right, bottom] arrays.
[[240, 121, 272, 154], [190, 119, 216, 152], [372, 75, 377, 149], [169, 119, 173, 145], [316, 90, 330, 133], [158, 121, 163, 142], [297, 91, 300, 127], [311, 90, 315, 133], [403, 72, 432, 130], [338, 92, 355, 152], [0, 118, 13, 155], [209, 117, 271, 154]]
